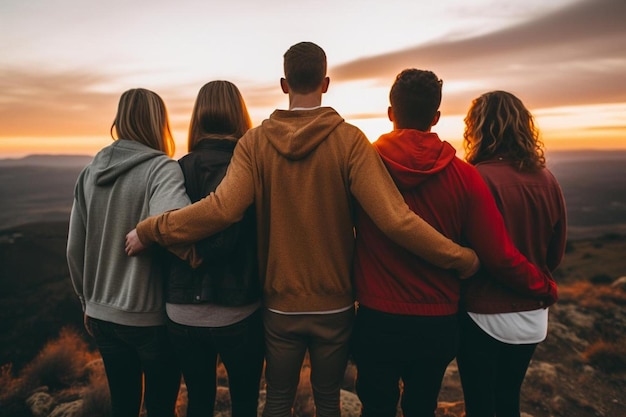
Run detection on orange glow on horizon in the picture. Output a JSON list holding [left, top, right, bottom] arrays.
[[2, 124, 624, 161], [1, 103, 625, 159]]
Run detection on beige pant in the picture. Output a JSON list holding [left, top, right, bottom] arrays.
[[262, 307, 355, 417]]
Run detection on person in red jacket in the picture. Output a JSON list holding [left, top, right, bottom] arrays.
[[457, 91, 567, 417], [351, 69, 557, 417]]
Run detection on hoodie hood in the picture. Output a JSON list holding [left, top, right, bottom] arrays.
[[374, 129, 456, 190], [92, 139, 166, 186], [261, 107, 344, 160]]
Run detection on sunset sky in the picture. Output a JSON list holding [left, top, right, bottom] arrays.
[[1, 0, 625, 159]]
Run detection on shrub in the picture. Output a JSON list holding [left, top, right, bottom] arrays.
[[19, 327, 96, 393], [582, 339, 626, 374], [0, 363, 17, 400], [0, 363, 30, 417]]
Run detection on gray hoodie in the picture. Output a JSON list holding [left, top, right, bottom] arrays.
[[67, 139, 190, 326]]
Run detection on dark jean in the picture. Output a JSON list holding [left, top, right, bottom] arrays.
[[87, 317, 180, 417], [263, 307, 355, 417], [167, 308, 265, 417], [457, 311, 538, 417], [351, 306, 458, 417]]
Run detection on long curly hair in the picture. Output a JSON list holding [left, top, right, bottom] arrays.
[[463, 90, 545, 171]]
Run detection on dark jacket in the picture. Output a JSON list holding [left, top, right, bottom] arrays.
[[166, 138, 260, 306]]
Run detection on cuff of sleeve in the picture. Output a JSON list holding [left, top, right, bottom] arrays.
[[136, 217, 157, 246]]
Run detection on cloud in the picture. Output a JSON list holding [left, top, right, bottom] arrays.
[[0, 65, 291, 139], [0, 69, 120, 137], [2, 0, 624, 145], [330, 0, 626, 114]]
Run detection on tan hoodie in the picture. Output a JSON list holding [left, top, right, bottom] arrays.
[[137, 107, 476, 312]]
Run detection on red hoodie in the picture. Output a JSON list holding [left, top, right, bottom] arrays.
[[353, 130, 556, 316]]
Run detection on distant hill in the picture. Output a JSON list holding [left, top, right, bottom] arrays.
[[0, 154, 93, 168], [547, 150, 626, 239], [0, 158, 89, 230], [0, 151, 625, 239]]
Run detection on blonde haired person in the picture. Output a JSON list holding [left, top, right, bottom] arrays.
[[67, 88, 189, 417], [165, 80, 264, 417], [457, 91, 567, 417]]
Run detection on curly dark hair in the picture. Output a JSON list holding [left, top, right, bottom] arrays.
[[463, 91, 545, 171], [389, 69, 442, 131]]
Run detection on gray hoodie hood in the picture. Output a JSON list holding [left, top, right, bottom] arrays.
[[261, 107, 344, 160], [92, 139, 166, 186]]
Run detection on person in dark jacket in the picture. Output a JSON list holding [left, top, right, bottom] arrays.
[[165, 80, 263, 417], [457, 90, 567, 417], [351, 70, 557, 417]]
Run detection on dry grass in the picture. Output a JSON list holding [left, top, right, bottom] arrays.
[[19, 327, 96, 393], [582, 338, 626, 374], [559, 281, 626, 309], [0, 327, 100, 417]]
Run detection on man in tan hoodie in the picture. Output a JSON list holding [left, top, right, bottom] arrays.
[[125, 42, 478, 417]]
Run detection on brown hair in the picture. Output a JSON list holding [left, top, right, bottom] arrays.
[[187, 80, 252, 152], [110, 88, 175, 157], [283, 42, 327, 94], [390, 69, 442, 131], [463, 90, 545, 171]]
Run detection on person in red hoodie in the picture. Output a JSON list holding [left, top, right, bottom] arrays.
[[351, 69, 558, 417], [457, 91, 567, 417]]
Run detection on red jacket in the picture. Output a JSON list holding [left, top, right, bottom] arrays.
[[353, 130, 557, 316], [462, 159, 567, 314]]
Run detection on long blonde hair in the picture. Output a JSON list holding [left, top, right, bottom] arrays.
[[463, 90, 545, 170], [188, 80, 252, 152], [110, 88, 175, 157]]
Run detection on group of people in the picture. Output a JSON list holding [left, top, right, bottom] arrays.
[[67, 41, 566, 417]]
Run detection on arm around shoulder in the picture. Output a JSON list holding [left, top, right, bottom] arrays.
[[136, 141, 256, 249], [348, 135, 479, 275]]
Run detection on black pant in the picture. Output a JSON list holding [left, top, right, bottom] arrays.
[[457, 312, 537, 417], [167, 308, 265, 417], [351, 306, 458, 417], [87, 317, 180, 417]]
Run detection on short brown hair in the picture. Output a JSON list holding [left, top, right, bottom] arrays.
[[188, 80, 252, 152], [110, 88, 175, 157], [389, 69, 442, 131], [463, 90, 545, 171], [283, 42, 327, 94]]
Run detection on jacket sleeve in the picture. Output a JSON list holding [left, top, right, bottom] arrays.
[[463, 168, 557, 301], [137, 141, 255, 265], [147, 158, 191, 216], [66, 183, 87, 311], [347, 132, 478, 276]]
